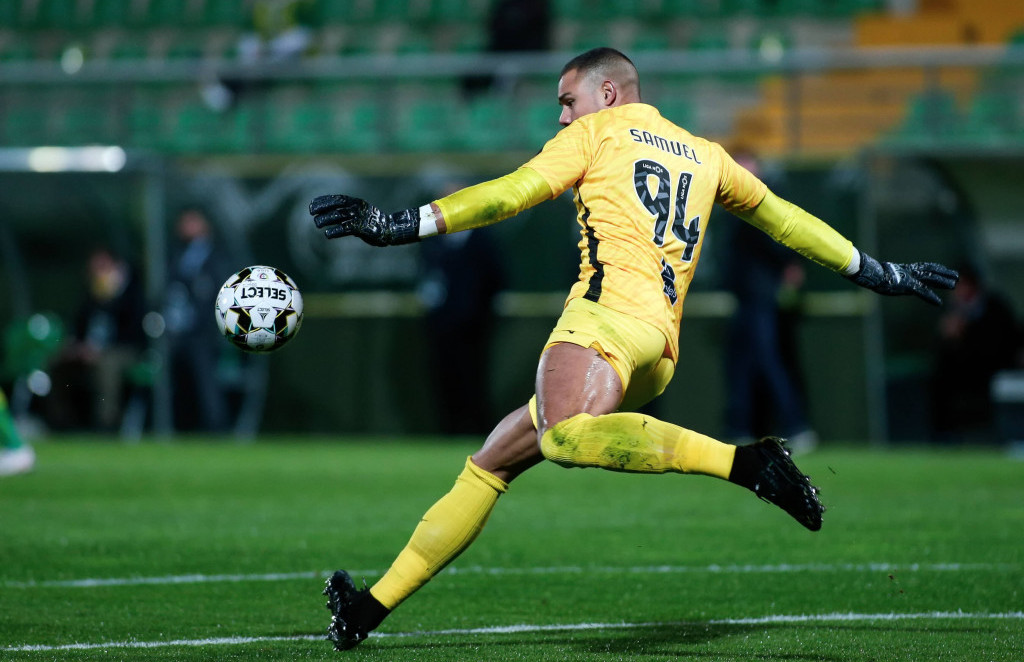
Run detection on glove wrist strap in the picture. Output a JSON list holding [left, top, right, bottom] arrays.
[[386, 208, 421, 245], [842, 248, 861, 276], [418, 204, 440, 238], [847, 249, 884, 288]]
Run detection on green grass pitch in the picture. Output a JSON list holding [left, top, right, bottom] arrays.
[[2, 438, 1021, 661]]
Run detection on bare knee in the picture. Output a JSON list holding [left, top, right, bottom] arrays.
[[471, 405, 544, 484]]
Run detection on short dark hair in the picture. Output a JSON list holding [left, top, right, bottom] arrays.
[[560, 47, 636, 78]]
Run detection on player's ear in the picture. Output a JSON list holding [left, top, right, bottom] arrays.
[[601, 80, 617, 106]]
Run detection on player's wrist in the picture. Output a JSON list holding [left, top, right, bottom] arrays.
[[417, 204, 441, 238], [841, 247, 861, 276], [845, 249, 884, 288], [382, 207, 422, 245]]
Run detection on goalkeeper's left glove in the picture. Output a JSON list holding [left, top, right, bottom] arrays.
[[846, 249, 959, 306], [309, 195, 420, 247]]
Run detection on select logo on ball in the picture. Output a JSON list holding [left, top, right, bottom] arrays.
[[214, 265, 303, 353]]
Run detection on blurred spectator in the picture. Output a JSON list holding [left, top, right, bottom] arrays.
[[462, 0, 552, 97], [721, 149, 816, 451], [165, 208, 231, 433], [488, 0, 551, 53], [50, 247, 146, 431], [207, 0, 315, 110], [238, 0, 314, 63], [929, 264, 1021, 442], [417, 179, 506, 434]]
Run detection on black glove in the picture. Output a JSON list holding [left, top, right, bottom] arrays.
[[309, 195, 420, 247], [846, 249, 959, 306]]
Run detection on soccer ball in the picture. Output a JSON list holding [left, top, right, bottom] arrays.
[[215, 265, 303, 352]]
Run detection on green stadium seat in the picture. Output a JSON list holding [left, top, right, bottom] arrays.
[[430, 0, 489, 23], [265, 99, 382, 153], [459, 95, 514, 151], [395, 99, 458, 151], [222, 106, 257, 152], [524, 99, 560, 149], [171, 103, 255, 153], [165, 36, 206, 60], [961, 92, 1019, 142], [336, 100, 384, 153], [571, 25, 613, 54], [143, 0, 188, 26], [336, 28, 383, 55], [453, 27, 487, 53], [202, 1, 250, 27], [834, 0, 884, 15], [16, 0, 58, 29], [658, 98, 695, 130], [39, 0, 87, 29], [266, 101, 335, 152], [53, 101, 119, 145], [109, 35, 151, 61], [553, 0, 583, 18], [373, 0, 427, 22], [316, 0, 376, 24], [687, 30, 731, 51], [631, 29, 671, 53], [0, 39, 37, 63], [167, 104, 214, 153], [608, 0, 665, 19], [396, 31, 434, 55], [128, 100, 169, 150], [88, 0, 134, 27], [0, 0, 20, 27], [664, 0, 727, 18], [890, 89, 960, 143], [723, 0, 767, 15], [2, 104, 49, 146], [773, 0, 824, 16]]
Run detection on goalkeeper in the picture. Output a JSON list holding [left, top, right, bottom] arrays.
[[309, 47, 958, 651]]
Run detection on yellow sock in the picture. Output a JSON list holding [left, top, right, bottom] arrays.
[[369, 457, 508, 610], [540, 412, 735, 479]]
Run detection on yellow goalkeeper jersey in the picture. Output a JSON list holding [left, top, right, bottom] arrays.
[[523, 103, 767, 361]]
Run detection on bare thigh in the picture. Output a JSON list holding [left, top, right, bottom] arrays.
[[535, 342, 623, 437], [472, 342, 623, 484]]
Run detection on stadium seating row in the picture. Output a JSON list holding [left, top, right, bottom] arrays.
[[0, 25, 489, 61], [0, 25, 806, 61], [0, 87, 697, 154], [887, 88, 1024, 145], [0, 0, 884, 31], [2, 1, 1021, 157], [3, 76, 1019, 156]]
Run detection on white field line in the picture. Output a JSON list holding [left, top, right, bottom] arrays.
[[5, 611, 1024, 653], [3, 561, 1012, 589]]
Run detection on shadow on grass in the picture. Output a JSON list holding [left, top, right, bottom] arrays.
[[331, 622, 847, 661]]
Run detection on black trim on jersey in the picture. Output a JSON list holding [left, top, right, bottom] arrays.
[[580, 197, 604, 302]]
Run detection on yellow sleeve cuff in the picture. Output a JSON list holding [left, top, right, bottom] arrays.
[[433, 167, 552, 234], [738, 190, 855, 273]]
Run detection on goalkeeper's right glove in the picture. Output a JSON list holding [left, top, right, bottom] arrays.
[[846, 249, 959, 306], [309, 195, 421, 247]]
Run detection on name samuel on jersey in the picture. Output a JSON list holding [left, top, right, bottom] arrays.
[[629, 128, 702, 164]]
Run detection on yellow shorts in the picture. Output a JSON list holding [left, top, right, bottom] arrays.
[[533, 297, 675, 416]]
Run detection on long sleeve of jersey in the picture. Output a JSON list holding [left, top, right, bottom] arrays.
[[738, 190, 855, 273], [432, 168, 553, 234]]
